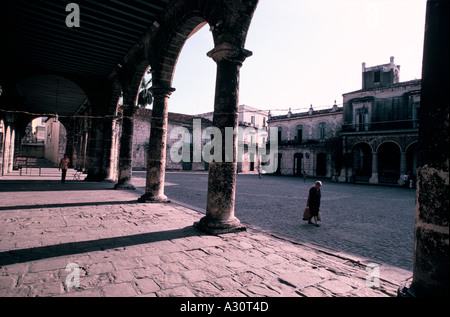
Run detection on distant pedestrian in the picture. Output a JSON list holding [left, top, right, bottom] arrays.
[[403, 172, 410, 188], [306, 180, 322, 227], [59, 154, 70, 183], [302, 170, 307, 183], [258, 165, 262, 179]]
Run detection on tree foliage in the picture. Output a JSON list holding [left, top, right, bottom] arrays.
[[137, 77, 152, 108]]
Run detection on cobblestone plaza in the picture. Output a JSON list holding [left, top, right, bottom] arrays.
[[0, 168, 412, 297], [161, 172, 416, 271]]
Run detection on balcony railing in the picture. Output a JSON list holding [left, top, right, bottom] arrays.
[[342, 119, 419, 133]]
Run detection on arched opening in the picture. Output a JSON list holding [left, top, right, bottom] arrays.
[[162, 18, 215, 172], [20, 116, 67, 166], [17, 75, 87, 119], [352, 142, 373, 182], [316, 152, 327, 176], [171, 22, 215, 115], [293, 153, 303, 176], [128, 65, 154, 171], [137, 18, 216, 202], [378, 141, 401, 184], [9, 74, 91, 175], [135, 21, 215, 171]]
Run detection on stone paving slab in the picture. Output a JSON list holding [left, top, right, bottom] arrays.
[[0, 174, 412, 298]]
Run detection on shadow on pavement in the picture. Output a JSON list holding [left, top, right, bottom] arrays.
[[0, 180, 116, 192], [0, 226, 205, 266], [0, 200, 140, 211]]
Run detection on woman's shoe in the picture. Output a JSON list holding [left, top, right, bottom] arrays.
[[308, 220, 313, 224], [315, 224, 320, 227]]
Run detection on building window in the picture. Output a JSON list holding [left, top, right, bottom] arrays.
[[296, 125, 303, 143], [318, 122, 326, 140], [374, 70, 381, 83], [356, 107, 368, 131], [277, 127, 282, 143]]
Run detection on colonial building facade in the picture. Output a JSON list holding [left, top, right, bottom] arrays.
[[198, 105, 269, 173], [132, 108, 212, 171], [267, 103, 343, 179], [340, 57, 421, 185], [266, 57, 420, 185]]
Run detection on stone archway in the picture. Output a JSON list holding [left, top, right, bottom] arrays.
[[126, 1, 260, 234], [316, 152, 327, 176], [377, 141, 401, 184], [137, 15, 212, 202], [352, 142, 373, 182]]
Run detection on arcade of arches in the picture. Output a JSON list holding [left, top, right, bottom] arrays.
[[1, 0, 259, 237], [0, 0, 448, 296], [349, 140, 418, 185]]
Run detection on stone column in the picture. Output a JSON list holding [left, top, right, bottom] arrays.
[[84, 117, 104, 181], [100, 116, 116, 182], [115, 104, 137, 190], [399, 0, 449, 297], [84, 114, 114, 182], [194, 43, 252, 234], [62, 119, 74, 168], [369, 152, 378, 184], [3, 125, 11, 175], [138, 86, 175, 202]]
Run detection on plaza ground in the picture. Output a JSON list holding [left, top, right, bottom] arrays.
[[159, 171, 416, 271], [0, 165, 412, 297]]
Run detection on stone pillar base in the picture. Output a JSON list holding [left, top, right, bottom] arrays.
[[114, 183, 136, 190], [369, 175, 378, 184], [194, 216, 246, 235], [138, 193, 170, 203], [397, 279, 416, 297]]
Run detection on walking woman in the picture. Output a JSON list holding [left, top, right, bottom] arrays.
[[307, 181, 322, 227], [59, 154, 70, 183]]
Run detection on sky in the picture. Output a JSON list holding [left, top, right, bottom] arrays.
[[161, 0, 427, 116]]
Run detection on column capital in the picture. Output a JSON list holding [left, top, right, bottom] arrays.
[[150, 86, 176, 98], [121, 103, 139, 113], [207, 42, 252, 65]]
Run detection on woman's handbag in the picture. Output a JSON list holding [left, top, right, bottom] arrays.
[[317, 210, 323, 221], [302, 207, 311, 220]]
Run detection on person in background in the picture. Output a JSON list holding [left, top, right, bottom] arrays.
[[403, 171, 410, 188], [306, 181, 322, 227], [59, 154, 70, 183]]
